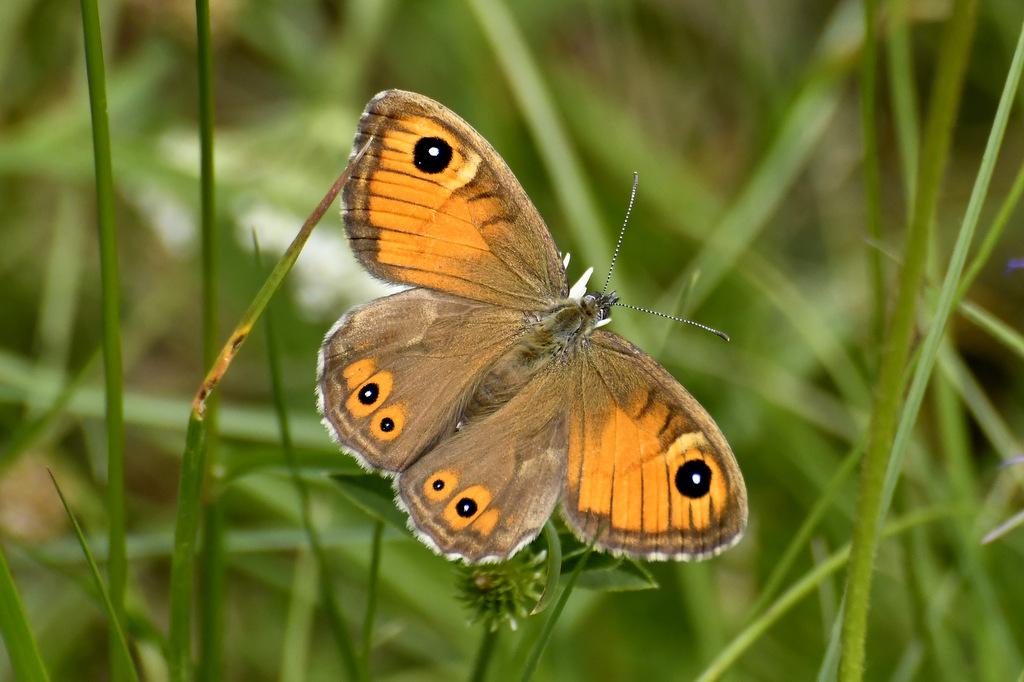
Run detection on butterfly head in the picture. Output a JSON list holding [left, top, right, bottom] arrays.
[[581, 290, 618, 330]]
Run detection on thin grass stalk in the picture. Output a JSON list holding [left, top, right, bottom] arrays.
[[77, 1, 127, 678], [839, 1, 980, 678], [748, 446, 861, 618], [197, 504, 226, 682], [698, 507, 957, 682], [531, 521, 561, 616], [193, 0, 225, 677], [169, 162, 353, 681], [816, 599, 844, 682], [885, 0, 920, 215], [469, 620, 500, 682], [49, 472, 139, 682], [169, 416, 208, 682], [261, 241, 361, 681], [880, 14, 1024, 545], [860, 0, 884, 357], [518, 541, 598, 682], [0, 544, 51, 682], [957, 155, 1024, 298], [361, 520, 384, 679], [464, 0, 611, 273]]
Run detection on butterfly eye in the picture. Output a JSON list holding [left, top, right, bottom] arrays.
[[675, 459, 713, 498], [413, 136, 453, 174]]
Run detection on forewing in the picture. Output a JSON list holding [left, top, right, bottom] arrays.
[[343, 90, 568, 308]]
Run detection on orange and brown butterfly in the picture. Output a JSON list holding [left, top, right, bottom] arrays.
[[317, 90, 747, 563]]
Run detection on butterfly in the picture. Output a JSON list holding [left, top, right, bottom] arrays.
[[317, 90, 747, 563]]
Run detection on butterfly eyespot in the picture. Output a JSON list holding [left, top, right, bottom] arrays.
[[358, 383, 379, 405], [370, 405, 405, 441], [424, 470, 458, 501], [442, 485, 492, 530], [413, 136, 453, 174], [455, 497, 477, 517], [345, 371, 393, 418], [675, 459, 713, 499]]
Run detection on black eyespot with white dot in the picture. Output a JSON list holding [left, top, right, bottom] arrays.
[[455, 497, 477, 518], [432, 478, 445, 491], [379, 417, 395, 433], [675, 460, 713, 499], [413, 137, 452, 174], [358, 383, 379, 405]]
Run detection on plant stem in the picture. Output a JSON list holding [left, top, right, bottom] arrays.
[[839, 0, 980, 679], [469, 620, 500, 682], [77, 0, 126, 678]]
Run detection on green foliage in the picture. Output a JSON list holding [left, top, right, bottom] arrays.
[[2, 1, 1024, 680]]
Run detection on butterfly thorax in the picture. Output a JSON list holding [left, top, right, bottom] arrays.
[[463, 290, 618, 420]]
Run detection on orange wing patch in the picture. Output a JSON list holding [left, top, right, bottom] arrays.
[[342, 358, 377, 390], [356, 117, 517, 297], [571, 396, 730, 537], [574, 405, 669, 534], [346, 102, 563, 307], [345, 370, 393, 418], [442, 485, 493, 531], [665, 437, 729, 533]]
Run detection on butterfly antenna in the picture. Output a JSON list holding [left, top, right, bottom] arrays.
[[602, 172, 639, 295], [613, 302, 730, 341]]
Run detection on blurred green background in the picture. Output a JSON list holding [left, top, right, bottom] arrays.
[[2, 0, 1024, 680]]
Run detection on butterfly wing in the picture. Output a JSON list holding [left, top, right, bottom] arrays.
[[561, 330, 747, 560], [397, 371, 569, 563], [344, 89, 568, 308], [318, 288, 526, 474]]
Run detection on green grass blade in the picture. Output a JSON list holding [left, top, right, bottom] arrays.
[[860, 0, 884, 353], [48, 471, 139, 682], [361, 520, 384, 679], [465, 0, 611, 274], [517, 537, 599, 682], [959, 299, 1024, 360], [885, 0, 921, 215], [839, 1, 980, 678], [280, 549, 318, 682], [880, 16, 1024, 532], [817, 600, 844, 682], [196, 503, 226, 682], [168, 162, 353, 681], [0, 544, 51, 682], [531, 520, 562, 616], [194, 0, 224, 677], [468, 622, 500, 682], [262, 241, 360, 681], [958, 154, 1024, 298], [698, 507, 956, 682], [749, 446, 860, 618], [168, 415, 208, 682], [76, 1, 127, 678]]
